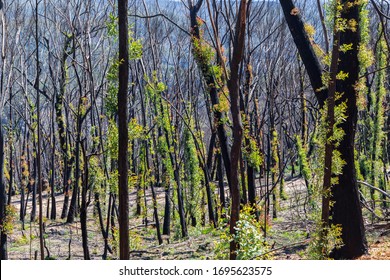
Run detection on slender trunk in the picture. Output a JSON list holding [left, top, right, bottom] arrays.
[[228, 0, 248, 260], [240, 152, 247, 204], [56, 35, 73, 220], [20, 126, 27, 225], [67, 119, 81, 223], [7, 93, 12, 205], [118, 0, 130, 260], [80, 143, 90, 260], [206, 131, 217, 174], [144, 142, 163, 244], [269, 85, 279, 219], [217, 154, 226, 214], [189, 3, 232, 190], [0, 121, 7, 260], [50, 100, 56, 220], [35, 0, 44, 259], [30, 147, 37, 222], [162, 171, 171, 235], [278, 0, 328, 107]]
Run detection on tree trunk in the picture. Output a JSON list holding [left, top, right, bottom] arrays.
[[80, 143, 90, 260], [57, 35, 74, 220], [321, 15, 340, 250], [228, 0, 248, 260], [278, 0, 328, 107], [0, 122, 7, 260], [217, 154, 226, 214], [329, 0, 367, 259], [117, 0, 130, 260], [189, 3, 232, 190], [35, 0, 44, 259], [50, 99, 56, 220], [67, 117, 81, 223]]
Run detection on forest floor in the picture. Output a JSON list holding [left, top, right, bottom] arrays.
[[5, 177, 390, 260]]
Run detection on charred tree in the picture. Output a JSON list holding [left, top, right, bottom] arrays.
[[329, 0, 367, 259], [117, 0, 130, 260], [278, 0, 328, 107], [0, 120, 7, 260], [227, 0, 248, 260]]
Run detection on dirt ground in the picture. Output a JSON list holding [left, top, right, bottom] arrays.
[[5, 177, 390, 260]]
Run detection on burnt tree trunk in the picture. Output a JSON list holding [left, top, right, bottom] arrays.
[[228, 0, 248, 260], [329, 0, 367, 259], [80, 142, 90, 260], [0, 122, 7, 260], [279, 0, 328, 107], [189, 1, 232, 190], [118, 0, 130, 260], [0, 5, 6, 260]]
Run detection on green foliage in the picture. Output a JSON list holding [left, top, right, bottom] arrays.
[[214, 206, 272, 260], [367, 35, 387, 190], [106, 12, 143, 59], [270, 129, 279, 175], [106, 13, 118, 38], [242, 119, 263, 171], [1, 205, 17, 235], [105, 58, 121, 116], [356, 0, 374, 110], [246, 138, 263, 171], [88, 155, 105, 195], [191, 22, 226, 103], [14, 234, 29, 246], [192, 36, 215, 76], [183, 120, 202, 225], [306, 219, 343, 260], [129, 38, 143, 60], [128, 118, 145, 141], [108, 170, 119, 194], [339, 43, 353, 53], [234, 206, 272, 260], [335, 71, 348, 80], [110, 227, 143, 257], [107, 119, 119, 160], [296, 136, 311, 182]]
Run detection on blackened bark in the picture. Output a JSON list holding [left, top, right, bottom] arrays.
[[158, 97, 187, 237], [189, 3, 232, 190], [118, 0, 130, 260], [330, 1, 367, 259], [217, 154, 226, 211], [145, 144, 163, 244], [50, 99, 56, 220], [80, 143, 90, 260], [247, 163, 256, 211], [0, 123, 7, 260], [240, 153, 247, 204], [30, 149, 37, 222], [278, 0, 328, 107], [202, 160, 217, 227], [162, 170, 171, 235], [167, 135, 187, 237], [35, 0, 44, 259], [322, 16, 340, 228], [228, 0, 248, 260], [56, 35, 74, 220], [206, 131, 217, 174], [67, 113, 82, 223], [7, 93, 12, 205]]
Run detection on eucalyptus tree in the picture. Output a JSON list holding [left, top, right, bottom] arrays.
[[280, 0, 368, 259], [0, 1, 7, 259]]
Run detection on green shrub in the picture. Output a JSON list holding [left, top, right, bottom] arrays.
[[214, 205, 272, 260]]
